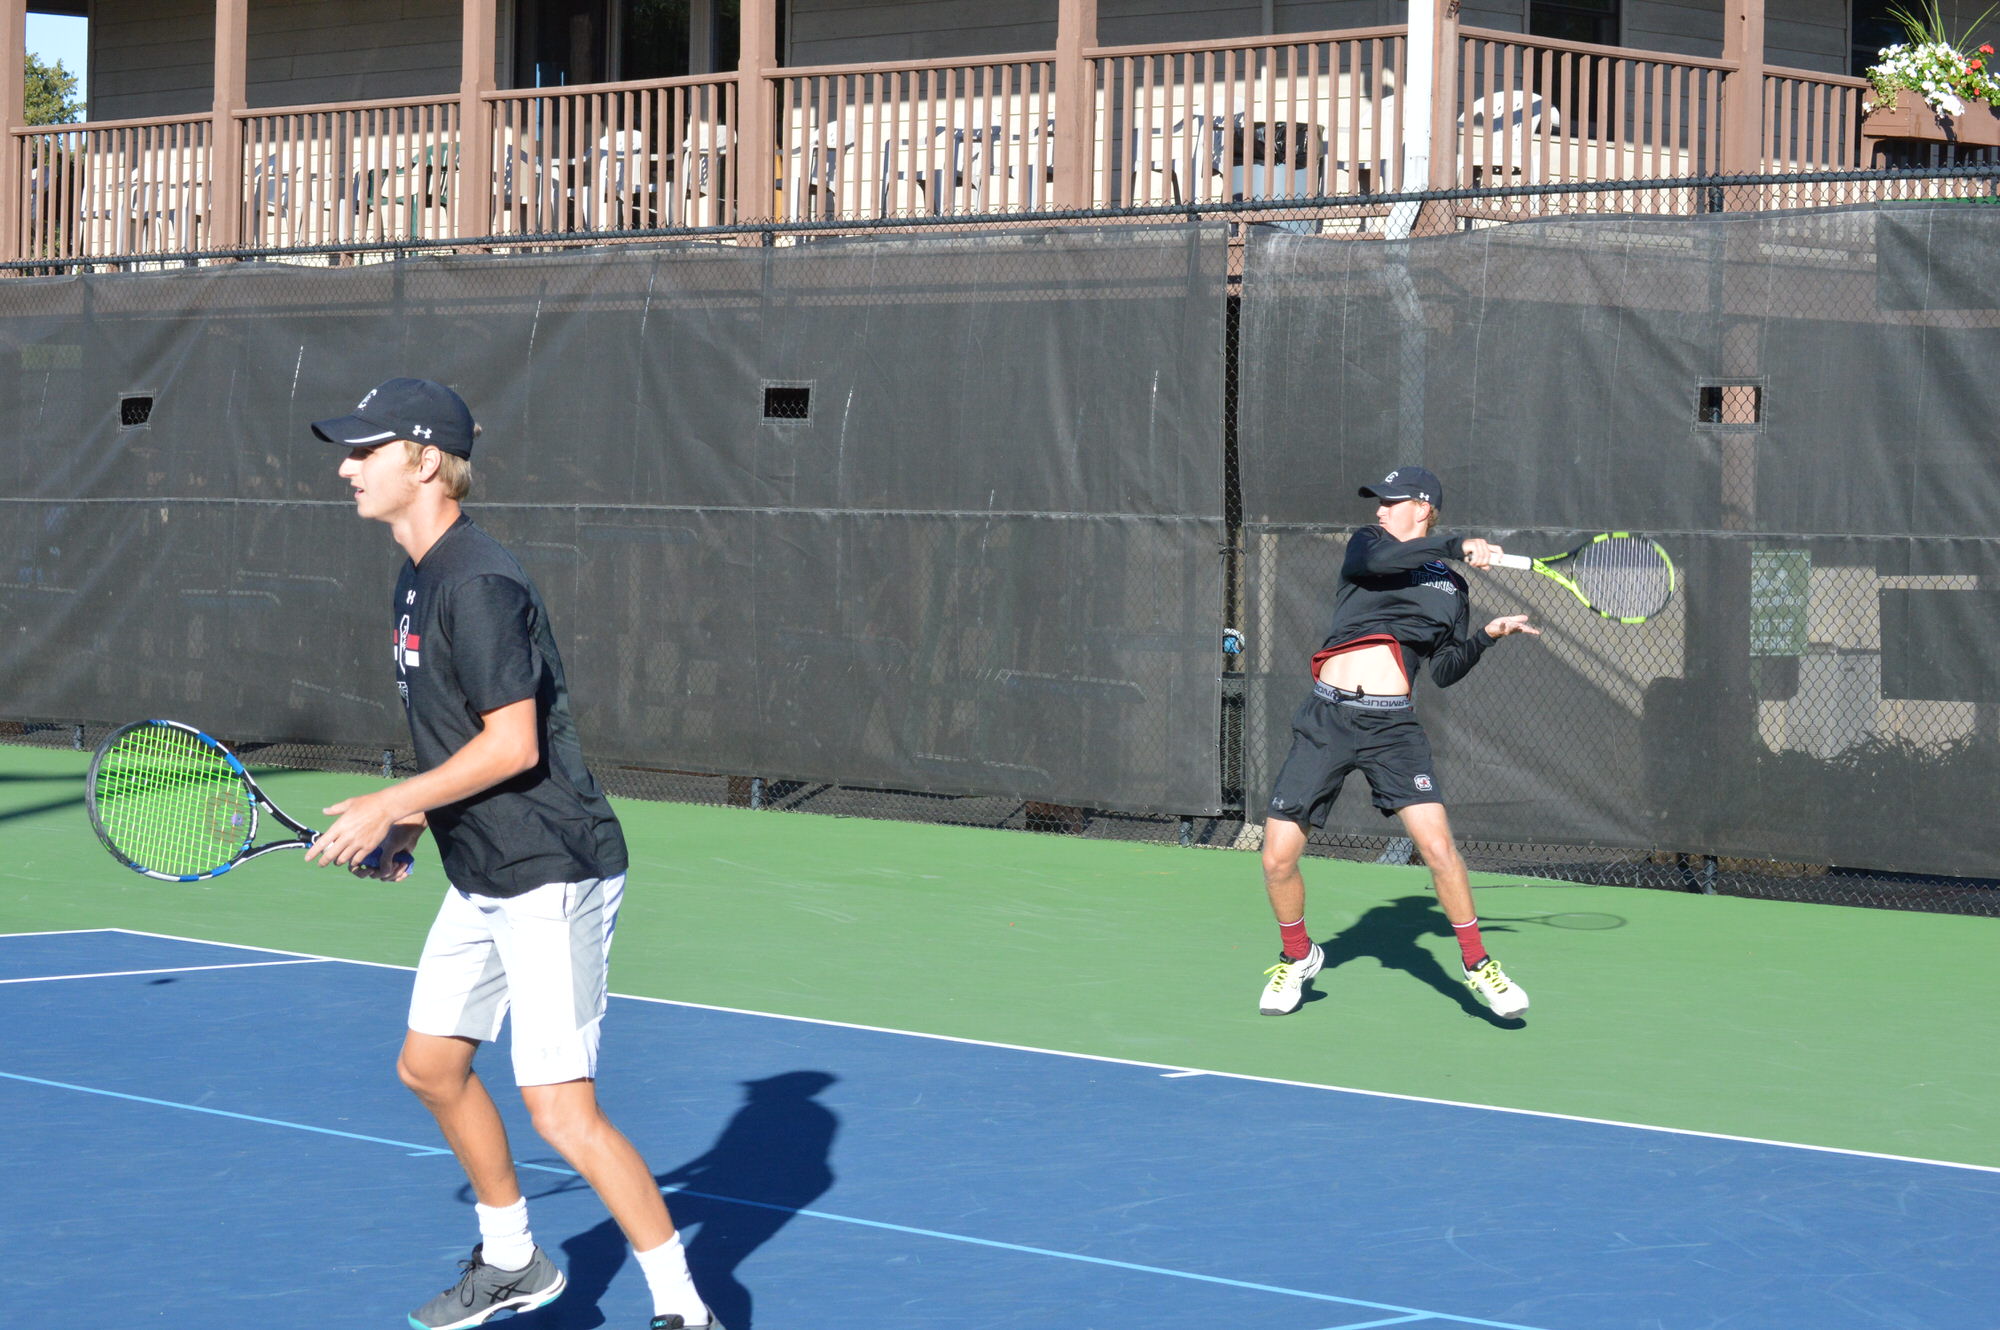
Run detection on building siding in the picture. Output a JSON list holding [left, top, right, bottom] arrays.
[[787, 0, 1058, 64], [90, 0, 461, 120], [90, 0, 1984, 119], [90, 0, 213, 121]]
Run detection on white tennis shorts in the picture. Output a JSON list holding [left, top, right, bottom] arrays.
[[407, 874, 626, 1087]]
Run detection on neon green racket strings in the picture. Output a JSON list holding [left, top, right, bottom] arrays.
[[92, 724, 254, 875]]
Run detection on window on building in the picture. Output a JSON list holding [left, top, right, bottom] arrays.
[[513, 0, 750, 86], [1528, 0, 1620, 47], [1852, 0, 1905, 77]]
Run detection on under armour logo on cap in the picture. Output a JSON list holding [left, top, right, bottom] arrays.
[[1358, 465, 1444, 509], [311, 378, 476, 458]]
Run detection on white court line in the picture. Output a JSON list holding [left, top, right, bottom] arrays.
[[0, 959, 328, 985], [20, 926, 2000, 1178], [0, 927, 120, 939]]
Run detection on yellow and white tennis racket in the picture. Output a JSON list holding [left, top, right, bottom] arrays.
[[1488, 533, 1676, 625]]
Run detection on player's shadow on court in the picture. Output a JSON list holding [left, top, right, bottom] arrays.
[[1315, 895, 1522, 1026], [529, 1070, 839, 1329]]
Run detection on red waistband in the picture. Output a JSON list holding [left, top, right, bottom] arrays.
[[1310, 634, 1403, 679]]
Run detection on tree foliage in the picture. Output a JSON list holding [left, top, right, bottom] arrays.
[[25, 53, 81, 126]]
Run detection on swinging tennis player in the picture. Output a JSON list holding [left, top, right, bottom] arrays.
[[302, 378, 719, 1330], [1258, 466, 1538, 1020]]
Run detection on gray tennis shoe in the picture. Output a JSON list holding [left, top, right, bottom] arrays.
[[649, 1314, 725, 1329], [408, 1244, 566, 1329]]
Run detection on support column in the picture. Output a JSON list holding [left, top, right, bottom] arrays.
[[1053, 0, 1098, 210], [1386, 0, 1460, 238], [0, 0, 24, 263], [460, 0, 497, 239], [1720, 0, 1767, 179], [736, 0, 777, 222], [211, 0, 248, 251]]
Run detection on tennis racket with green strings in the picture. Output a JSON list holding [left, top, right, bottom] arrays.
[[1488, 533, 1677, 624], [86, 719, 413, 882]]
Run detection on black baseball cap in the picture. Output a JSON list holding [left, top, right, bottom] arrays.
[[311, 378, 476, 459], [1358, 465, 1443, 508]]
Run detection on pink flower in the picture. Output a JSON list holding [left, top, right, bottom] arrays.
[[1982, 43, 1995, 54]]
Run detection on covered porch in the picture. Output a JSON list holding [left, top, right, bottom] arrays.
[[0, 0, 1956, 264]]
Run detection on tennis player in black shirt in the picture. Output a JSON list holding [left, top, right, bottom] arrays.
[[303, 379, 718, 1330], [1258, 467, 1538, 1020]]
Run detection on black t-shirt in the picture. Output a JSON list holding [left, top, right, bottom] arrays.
[[392, 516, 627, 897], [1315, 526, 1492, 690]]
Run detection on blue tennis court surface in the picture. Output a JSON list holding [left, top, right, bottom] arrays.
[[5, 928, 1995, 1330]]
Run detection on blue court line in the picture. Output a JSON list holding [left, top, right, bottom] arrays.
[[0, 1067, 1556, 1330], [0, 1070, 465, 1162]]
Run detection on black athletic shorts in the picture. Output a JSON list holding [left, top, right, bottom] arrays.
[[1266, 682, 1442, 827]]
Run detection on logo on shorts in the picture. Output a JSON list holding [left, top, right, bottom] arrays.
[[1414, 774, 1434, 791]]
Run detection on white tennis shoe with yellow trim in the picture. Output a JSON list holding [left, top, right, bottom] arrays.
[[1462, 956, 1529, 1018], [1258, 943, 1324, 1015]]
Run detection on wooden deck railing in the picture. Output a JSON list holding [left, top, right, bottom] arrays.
[[772, 55, 1058, 221], [1090, 29, 1408, 207], [238, 96, 459, 249], [488, 75, 738, 232], [1450, 30, 1731, 216], [1763, 66, 1866, 170], [6, 26, 1951, 263], [17, 114, 211, 262]]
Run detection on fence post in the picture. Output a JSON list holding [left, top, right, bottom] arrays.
[[210, 0, 247, 252], [1053, 0, 1099, 209], [458, 0, 497, 240], [0, 0, 25, 264], [1720, 0, 1768, 178], [736, 0, 778, 222]]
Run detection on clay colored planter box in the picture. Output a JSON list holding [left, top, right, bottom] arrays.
[[1862, 98, 2000, 147]]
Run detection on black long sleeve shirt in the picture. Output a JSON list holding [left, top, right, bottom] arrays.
[[1312, 526, 1493, 690]]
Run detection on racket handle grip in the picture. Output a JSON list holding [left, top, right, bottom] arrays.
[[1488, 553, 1533, 570], [360, 848, 418, 875]]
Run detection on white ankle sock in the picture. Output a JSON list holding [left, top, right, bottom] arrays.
[[475, 1197, 535, 1270], [634, 1233, 707, 1323]]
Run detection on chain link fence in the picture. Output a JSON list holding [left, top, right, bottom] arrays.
[[6, 167, 1999, 916]]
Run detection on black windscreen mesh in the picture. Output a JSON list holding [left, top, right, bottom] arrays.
[[1238, 205, 2000, 881], [0, 225, 1227, 815]]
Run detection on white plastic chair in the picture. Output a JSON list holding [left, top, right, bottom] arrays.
[[965, 117, 1055, 212], [678, 120, 733, 226], [591, 128, 657, 230], [1460, 90, 1561, 186], [1138, 109, 1228, 205], [879, 122, 966, 215]]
